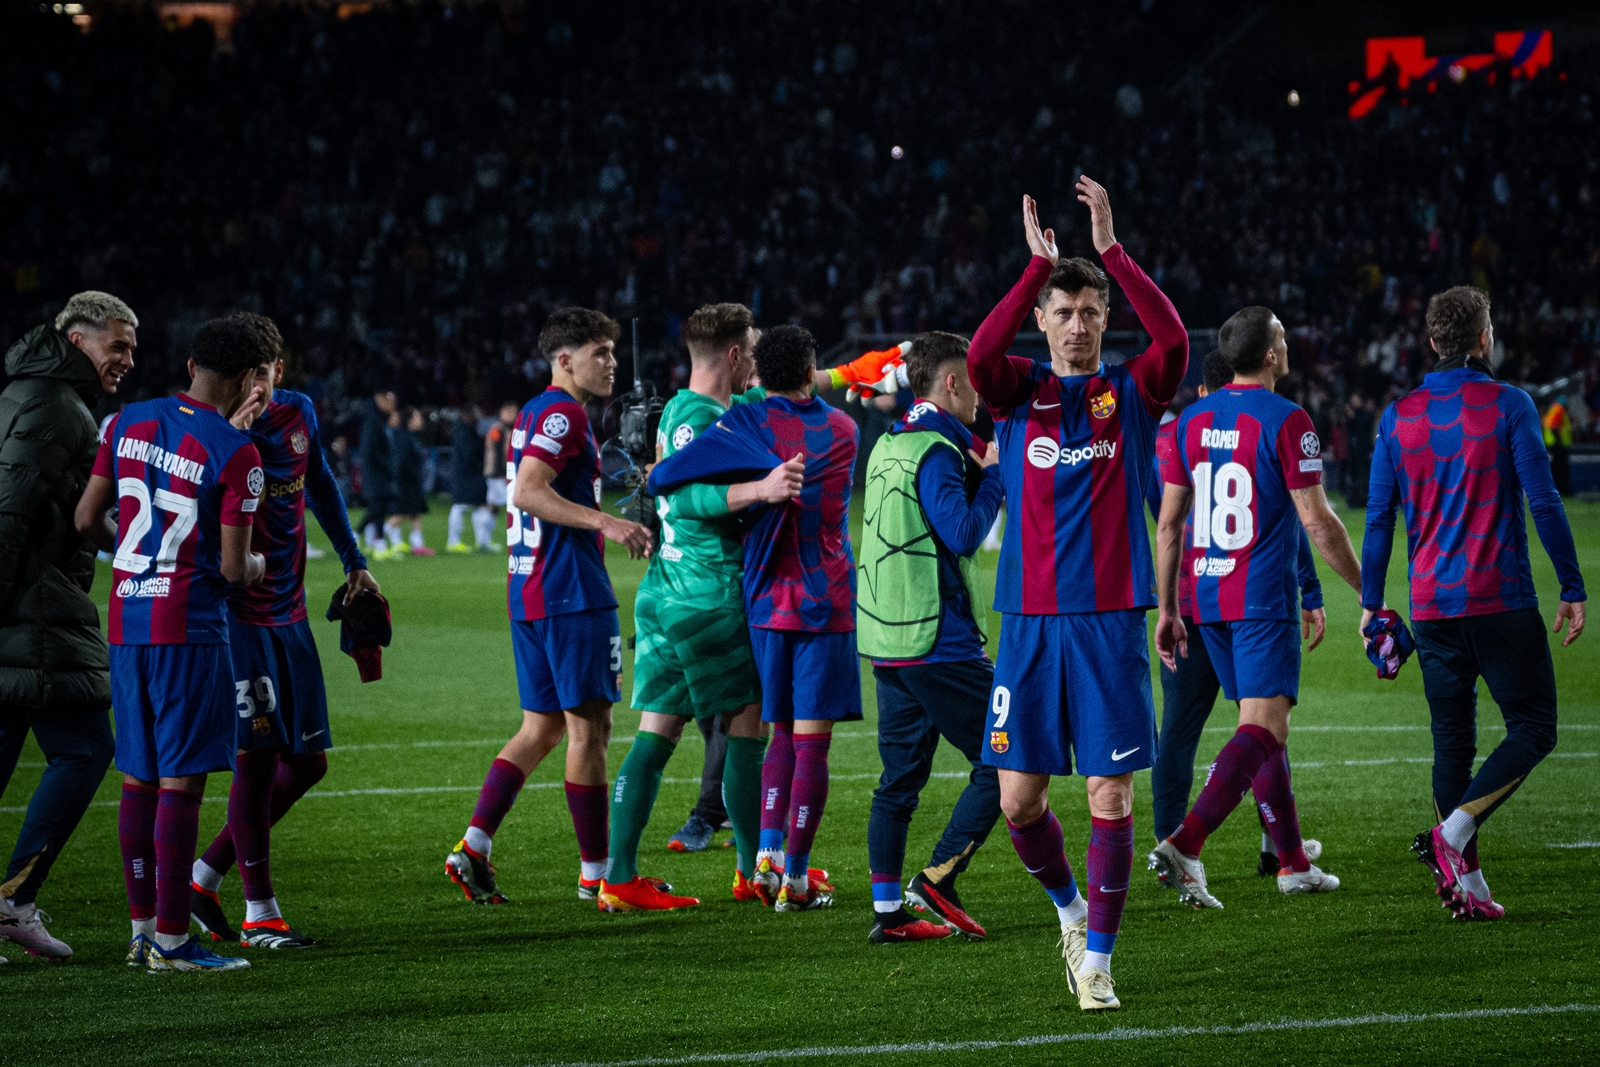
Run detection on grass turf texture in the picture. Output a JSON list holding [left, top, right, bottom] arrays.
[[2, 497, 1597, 1067]]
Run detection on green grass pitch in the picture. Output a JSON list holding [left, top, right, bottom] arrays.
[[2, 499, 1597, 1067]]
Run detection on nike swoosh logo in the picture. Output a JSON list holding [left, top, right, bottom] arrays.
[[244, 859, 264, 867], [1032, 400, 1061, 409], [1098, 886, 1128, 894], [1111, 747, 1140, 761], [1024, 864, 1046, 874], [302, 730, 325, 741]]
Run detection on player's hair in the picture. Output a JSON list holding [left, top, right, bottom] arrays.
[[1037, 258, 1110, 309], [191, 316, 275, 377], [905, 331, 970, 397], [683, 303, 755, 363], [231, 312, 283, 361], [55, 290, 138, 334], [1202, 348, 1232, 392], [1217, 305, 1277, 374], [752, 324, 817, 392], [538, 306, 620, 359], [1425, 286, 1491, 357]]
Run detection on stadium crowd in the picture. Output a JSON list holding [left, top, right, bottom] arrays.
[[3, 1, 1600, 462]]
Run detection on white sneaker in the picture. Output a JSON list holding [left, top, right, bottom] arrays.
[[0, 898, 72, 958], [1278, 864, 1341, 895], [1148, 840, 1223, 910], [1059, 915, 1088, 995], [1076, 966, 1121, 1011]]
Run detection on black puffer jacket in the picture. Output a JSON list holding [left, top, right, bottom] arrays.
[[0, 326, 109, 714]]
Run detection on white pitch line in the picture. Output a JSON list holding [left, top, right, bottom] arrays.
[[7, 756, 1599, 816], [534, 1003, 1599, 1067], [1548, 841, 1600, 848]]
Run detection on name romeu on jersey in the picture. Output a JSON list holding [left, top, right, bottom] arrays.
[[648, 392, 859, 632], [968, 245, 1188, 614], [1162, 384, 1324, 622], [506, 386, 618, 621], [227, 389, 367, 626], [94, 394, 263, 645]]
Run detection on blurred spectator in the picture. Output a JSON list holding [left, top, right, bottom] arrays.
[[388, 406, 433, 555], [359, 388, 397, 557], [1543, 394, 1573, 495], [447, 404, 493, 552]]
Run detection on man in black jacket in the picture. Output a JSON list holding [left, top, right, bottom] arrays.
[[0, 290, 137, 959], [359, 387, 397, 558]]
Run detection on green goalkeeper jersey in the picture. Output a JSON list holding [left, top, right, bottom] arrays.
[[640, 386, 765, 604]]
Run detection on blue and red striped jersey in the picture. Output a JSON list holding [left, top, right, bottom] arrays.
[[1363, 363, 1585, 619], [1162, 384, 1322, 622], [648, 393, 859, 632], [506, 387, 617, 621], [93, 394, 263, 645], [969, 247, 1189, 615], [227, 389, 367, 626]]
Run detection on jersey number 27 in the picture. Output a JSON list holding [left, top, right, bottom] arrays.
[[113, 477, 199, 575]]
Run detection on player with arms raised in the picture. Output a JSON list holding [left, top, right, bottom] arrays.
[[184, 313, 378, 949], [1149, 306, 1362, 908], [649, 325, 860, 912], [76, 317, 273, 972], [967, 180, 1186, 1010], [446, 308, 652, 904]]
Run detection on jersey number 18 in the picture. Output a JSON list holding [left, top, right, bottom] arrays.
[[1191, 461, 1255, 551]]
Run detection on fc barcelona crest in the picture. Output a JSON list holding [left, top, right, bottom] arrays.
[[252, 716, 272, 737], [290, 430, 309, 455], [1089, 390, 1117, 420], [989, 730, 1009, 754]]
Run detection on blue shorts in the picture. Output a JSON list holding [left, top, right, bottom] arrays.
[[1198, 619, 1301, 704], [512, 608, 622, 713], [228, 617, 331, 753], [749, 627, 864, 723], [111, 643, 236, 781], [984, 611, 1157, 777]]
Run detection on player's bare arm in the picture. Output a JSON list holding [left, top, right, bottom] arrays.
[[1290, 484, 1362, 594], [220, 522, 266, 585], [514, 453, 651, 559], [1153, 481, 1192, 670], [74, 473, 117, 552], [725, 454, 805, 512]]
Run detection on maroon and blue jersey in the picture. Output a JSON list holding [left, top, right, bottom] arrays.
[[1153, 418, 1322, 618], [93, 394, 263, 645], [968, 247, 1189, 616], [506, 387, 616, 621], [1162, 384, 1323, 623], [649, 393, 859, 633], [1363, 361, 1585, 620], [227, 389, 366, 627]]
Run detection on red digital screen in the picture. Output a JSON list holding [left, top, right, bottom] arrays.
[[1348, 30, 1552, 118]]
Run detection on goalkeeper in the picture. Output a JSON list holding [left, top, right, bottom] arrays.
[[598, 304, 901, 911]]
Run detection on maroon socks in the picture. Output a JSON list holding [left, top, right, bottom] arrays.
[[198, 751, 328, 880], [785, 733, 832, 877], [226, 750, 279, 904], [1086, 814, 1133, 957], [564, 781, 609, 882], [1251, 748, 1310, 872], [119, 782, 159, 924], [153, 789, 202, 940], [758, 722, 797, 862], [464, 757, 526, 856], [1170, 723, 1281, 857], [1006, 809, 1083, 908]]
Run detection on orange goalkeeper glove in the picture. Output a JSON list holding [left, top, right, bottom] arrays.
[[826, 340, 912, 392]]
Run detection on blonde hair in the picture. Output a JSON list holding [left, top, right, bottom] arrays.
[[55, 291, 139, 335]]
